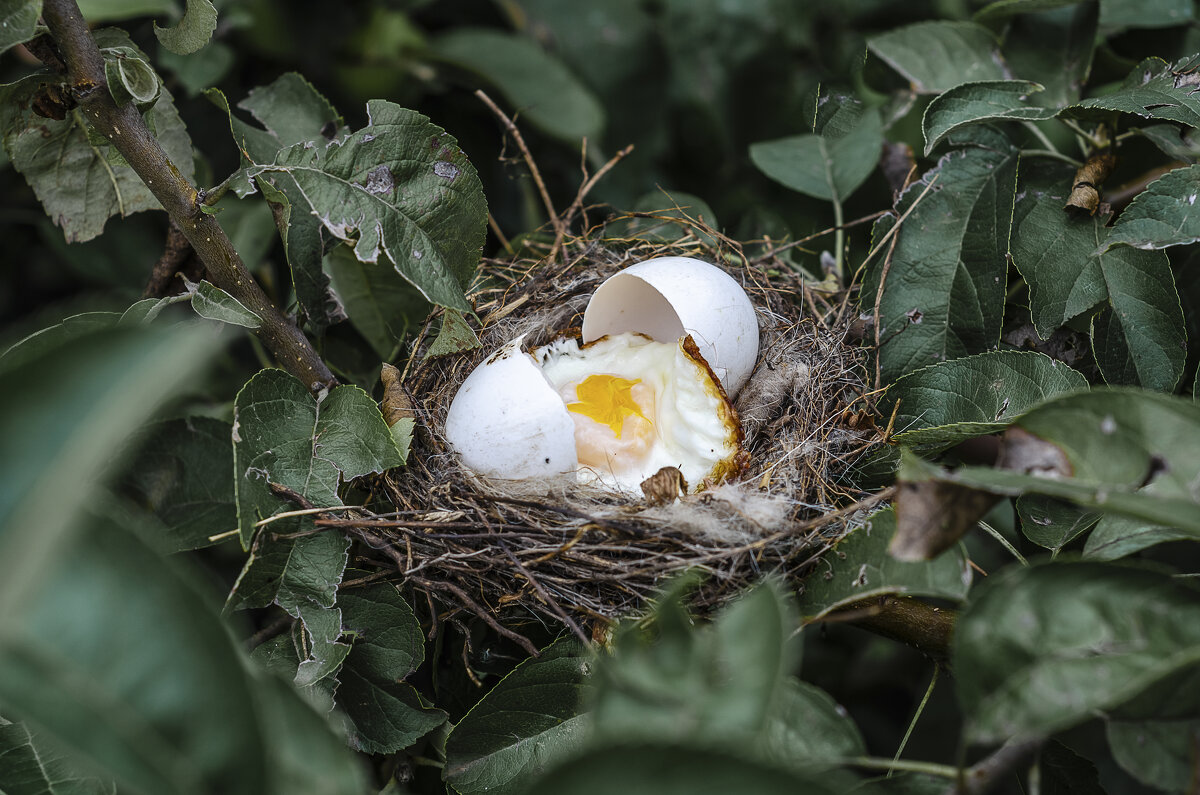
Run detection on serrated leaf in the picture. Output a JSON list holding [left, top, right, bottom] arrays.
[[1138, 123, 1200, 162], [239, 73, 343, 151], [431, 28, 604, 142], [750, 107, 882, 202], [444, 636, 594, 795], [1002, 2, 1097, 109], [124, 416, 235, 552], [0, 0, 40, 57], [154, 0, 217, 55], [1099, 0, 1194, 30], [186, 278, 262, 328], [863, 141, 1018, 384], [1107, 718, 1200, 791], [923, 81, 1056, 155], [1082, 514, 1194, 560], [424, 308, 480, 359], [0, 32, 194, 243], [797, 508, 973, 620], [232, 368, 403, 548], [868, 21, 1006, 94], [251, 101, 485, 316], [325, 243, 428, 359], [1065, 55, 1200, 126], [1016, 494, 1099, 552], [0, 720, 116, 794], [955, 561, 1200, 743], [1106, 164, 1200, 250], [338, 579, 445, 754], [883, 350, 1088, 447], [1010, 168, 1185, 391]]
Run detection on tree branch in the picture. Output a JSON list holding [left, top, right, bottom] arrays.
[[40, 0, 336, 393], [824, 596, 957, 663]]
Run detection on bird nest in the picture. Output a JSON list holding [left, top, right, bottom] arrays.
[[348, 217, 883, 646]]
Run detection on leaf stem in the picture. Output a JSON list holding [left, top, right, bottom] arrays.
[[978, 520, 1028, 566], [890, 663, 940, 775], [832, 195, 846, 282], [40, 0, 336, 393], [1021, 120, 1060, 155], [849, 757, 959, 779]]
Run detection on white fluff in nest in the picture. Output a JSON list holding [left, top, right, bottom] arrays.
[[638, 483, 794, 545]]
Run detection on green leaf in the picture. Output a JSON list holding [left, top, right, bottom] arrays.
[[431, 28, 605, 142], [424, 308, 481, 359], [157, 40, 234, 96], [883, 350, 1088, 447], [232, 368, 403, 548], [0, 720, 116, 794], [0, 0, 40, 57], [1002, 2, 1097, 109], [955, 561, 1200, 744], [154, 0, 217, 55], [186, 278, 262, 329], [0, 312, 121, 374], [750, 105, 882, 203], [0, 67, 193, 242], [973, 0, 1085, 25], [1099, 0, 1194, 30], [1106, 164, 1200, 250], [1107, 718, 1200, 791], [1010, 168, 1185, 391], [863, 139, 1018, 384], [77, 0, 173, 21], [251, 101, 486, 315], [101, 47, 161, 106], [325, 244, 428, 359], [762, 679, 866, 769], [797, 508, 972, 620], [338, 579, 446, 753], [923, 81, 1056, 155], [1082, 514, 1193, 560], [868, 21, 1006, 94], [238, 72, 343, 153], [444, 636, 594, 795], [614, 190, 721, 245], [526, 745, 851, 795], [124, 416, 236, 552], [1016, 494, 1100, 552], [1066, 55, 1200, 126]]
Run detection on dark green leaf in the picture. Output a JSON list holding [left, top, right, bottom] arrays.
[[1106, 164, 1200, 250], [1138, 123, 1200, 163], [883, 350, 1088, 447], [154, 0, 217, 55], [77, 0, 172, 21], [1002, 2, 1097, 108], [1039, 740, 1106, 795], [424, 308, 480, 359], [1106, 718, 1200, 791], [864, 140, 1018, 384], [232, 368, 403, 548], [1066, 56, 1200, 126], [444, 637, 593, 795], [0, 312, 120, 374], [1082, 514, 1193, 560], [251, 101, 486, 315], [186, 278, 262, 329], [868, 21, 1005, 94], [0, 63, 193, 242], [101, 47, 160, 106], [750, 107, 882, 202], [238, 72, 343, 153], [1016, 494, 1100, 552], [0, 720, 116, 794], [762, 679, 866, 769], [955, 561, 1200, 743], [338, 579, 446, 754], [973, 0, 1085, 25], [1099, 0, 1193, 30], [0, 1, 39, 56], [923, 81, 1056, 154], [158, 40, 235, 97], [526, 745, 850, 795], [431, 28, 605, 142], [797, 508, 972, 620], [124, 416, 235, 553], [1010, 169, 1185, 391], [325, 244, 428, 359], [614, 190, 721, 245]]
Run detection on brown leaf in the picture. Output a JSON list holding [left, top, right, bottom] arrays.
[[1064, 148, 1116, 216], [640, 466, 687, 506], [997, 426, 1073, 478], [380, 363, 414, 428], [890, 478, 1000, 561]]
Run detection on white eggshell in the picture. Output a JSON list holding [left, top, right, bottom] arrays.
[[581, 256, 760, 397], [444, 335, 578, 479]]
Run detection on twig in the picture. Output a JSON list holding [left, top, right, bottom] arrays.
[[143, 220, 192, 297], [474, 90, 565, 254], [551, 144, 635, 261], [409, 575, 539, 657], [499, 542, 592, 648], [749, 210, 888, 265], [40, 0, 336, 393], [872, 230, 900, 390], [815, 596, 956, 664], [944, 739, 1044, 795]]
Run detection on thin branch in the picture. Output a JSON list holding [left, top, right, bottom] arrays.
[[944, 739, 1043, 795], [40, 0, 336, 393], [143, 219, 192, 297], [551, 143, 635, 262], [816, 596, 957, 664]]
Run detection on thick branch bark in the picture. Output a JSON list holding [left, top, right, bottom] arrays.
[[841, 596, 957, 663], [40, 0, 336, 393]]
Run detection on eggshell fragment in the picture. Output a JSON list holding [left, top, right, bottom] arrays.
[[581, 256, 760, 397], [443, 335, 578, 479]]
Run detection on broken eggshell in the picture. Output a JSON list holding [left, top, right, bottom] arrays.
[[581, 256, 760, 397]]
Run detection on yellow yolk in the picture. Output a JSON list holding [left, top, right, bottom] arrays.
[[563, 375, 657, 473]]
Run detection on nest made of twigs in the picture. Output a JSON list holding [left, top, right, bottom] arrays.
[[350, 216, 883, 639]]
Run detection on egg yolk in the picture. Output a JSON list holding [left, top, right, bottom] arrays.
[[564, 374, 656, 474]]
